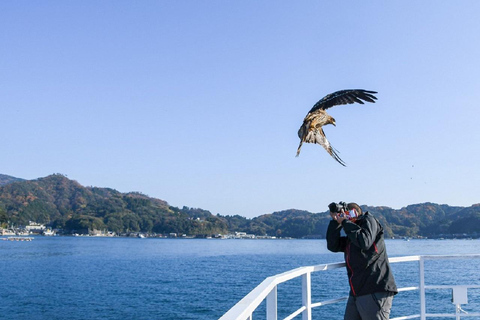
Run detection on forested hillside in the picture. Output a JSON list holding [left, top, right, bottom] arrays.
[[0, 174, 227, 235], [1, 174, 479, 237]]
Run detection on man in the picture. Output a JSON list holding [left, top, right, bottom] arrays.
[[326, 202, 397, 320]]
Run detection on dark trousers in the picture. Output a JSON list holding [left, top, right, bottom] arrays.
[[344, 292, 394, 320]]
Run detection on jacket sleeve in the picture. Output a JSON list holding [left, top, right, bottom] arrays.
[[342, 214, 379, 250], [326, 220, 347, 252]]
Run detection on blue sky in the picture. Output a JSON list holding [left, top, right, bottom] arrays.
[[2, 1, 480, 218]]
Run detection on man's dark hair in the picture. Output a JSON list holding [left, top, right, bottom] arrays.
[[347, 203, 363, 216]]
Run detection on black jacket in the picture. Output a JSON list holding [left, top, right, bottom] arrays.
[[326, 212, 397, 296]]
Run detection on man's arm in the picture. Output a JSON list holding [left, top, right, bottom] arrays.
[[326, 220, 346, 252], [342, 215, 378, 250]]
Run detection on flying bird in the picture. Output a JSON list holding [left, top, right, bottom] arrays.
[[296, 89, 378, 166]]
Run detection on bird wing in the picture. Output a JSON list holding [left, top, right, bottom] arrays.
[[308, 89, 377, 113]]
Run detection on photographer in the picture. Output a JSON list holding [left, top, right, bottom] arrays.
[[326, 202, 397, 320]]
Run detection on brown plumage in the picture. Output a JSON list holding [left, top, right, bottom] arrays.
[[296, 89, 378, 166]]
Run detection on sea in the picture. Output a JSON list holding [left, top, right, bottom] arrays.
[[1, 237, 480, 320]]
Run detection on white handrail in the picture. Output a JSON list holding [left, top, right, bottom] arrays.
[[219, 254, 480, 320]]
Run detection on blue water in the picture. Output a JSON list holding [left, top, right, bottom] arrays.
[[1, 237, 479, 320]]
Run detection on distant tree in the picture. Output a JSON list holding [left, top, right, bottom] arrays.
[[122, 213, 140, 232], [0, 206, 8, 228], [105, 215, 124, 233], [65, 215, 106, 232], [449, 213, 480, 234], [140, 216, 154, 233]]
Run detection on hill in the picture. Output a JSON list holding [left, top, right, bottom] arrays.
[[0, 174, 479, 238], [225, 204, 480, 238], [0, 174, 228, 235], [0, 174, 24, 186]]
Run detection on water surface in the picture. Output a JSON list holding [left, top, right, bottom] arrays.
[[1, 237, 479, 319]]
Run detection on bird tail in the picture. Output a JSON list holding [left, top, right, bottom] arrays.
[[307, 130, 346, 166], [330, 146, 346, 167]]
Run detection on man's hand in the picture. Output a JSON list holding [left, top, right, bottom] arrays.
[[336, 213, 347, 224], [330, 211, 337, 220], [330, 209, 346, 225]]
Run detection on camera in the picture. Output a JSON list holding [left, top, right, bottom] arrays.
[[328, 201, 347, 214], [328, 201, 360, 221]]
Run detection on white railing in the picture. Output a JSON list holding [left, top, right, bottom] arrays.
[[219, 254, 480, 320]]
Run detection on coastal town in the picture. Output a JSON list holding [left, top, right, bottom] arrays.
[[0, 221, 279, 239], [2, 221, 476, 241]]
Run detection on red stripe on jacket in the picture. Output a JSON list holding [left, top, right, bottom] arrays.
[[346, 243, 356, 296]]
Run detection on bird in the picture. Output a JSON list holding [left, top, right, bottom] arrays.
[[296, 89, 378, 166]]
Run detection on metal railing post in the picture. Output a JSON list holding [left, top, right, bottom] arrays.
[[266, 285, 277, 320], [302, 272, 312, 320], [419, 256, 426, 320]]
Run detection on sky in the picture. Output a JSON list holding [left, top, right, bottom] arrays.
[[2, 1, 480, 218]]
